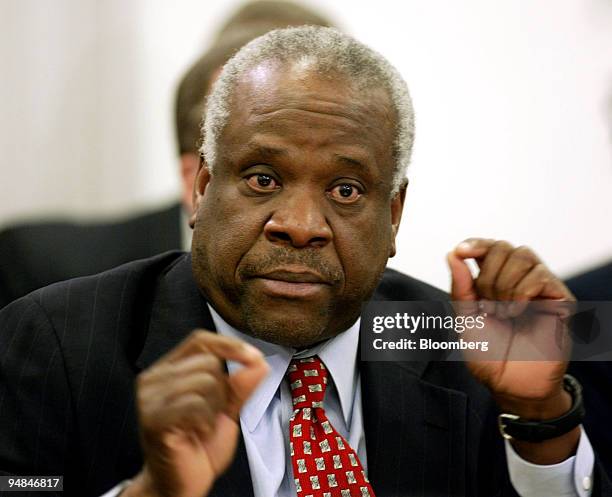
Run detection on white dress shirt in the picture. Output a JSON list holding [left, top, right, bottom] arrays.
[[102, 306, 595, 497], [211, 306, 366, 497]]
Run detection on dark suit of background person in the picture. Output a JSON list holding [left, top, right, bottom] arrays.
[[566, 262, 612, 302], [4, 252, 609, 497], [0, 0, 334, 311], [566, 262, 612, 480], [0, 204, 182, 309]]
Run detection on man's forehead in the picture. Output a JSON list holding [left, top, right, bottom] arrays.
[[231, 61, 396, 131], [212, 61, 398, 184]]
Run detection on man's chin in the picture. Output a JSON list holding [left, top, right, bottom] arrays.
[[240, 299, 334, 348]]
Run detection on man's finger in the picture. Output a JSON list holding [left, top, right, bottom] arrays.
[[144, 393, 218, 438], [513, 263, 570, 301], [173, 331, 270, 419], [447, 251, 477, 301], [226, 357, 270, 419], [495, 245, 540, 301], [139, 353, 224, 387], [162, 372, 228, 409], [474, 240, 514, 300], [453, 238, 496, 261], [144, 329, 268, 424], [162, 329, 262, 366]]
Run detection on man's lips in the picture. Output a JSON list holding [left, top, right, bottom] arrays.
[[250, 268, 330, 299], [259, 269, 328, 284]]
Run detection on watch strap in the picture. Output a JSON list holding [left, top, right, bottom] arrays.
[[498, 374, 585, 443]]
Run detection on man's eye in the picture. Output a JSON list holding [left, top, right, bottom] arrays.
[[245, 174, 279, 191], [329, 183, 362, 203]]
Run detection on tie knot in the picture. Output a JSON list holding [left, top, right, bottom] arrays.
[[287, 356, 328, 409]]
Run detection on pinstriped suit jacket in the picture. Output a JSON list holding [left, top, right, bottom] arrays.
[[0, 252, 610, 496]]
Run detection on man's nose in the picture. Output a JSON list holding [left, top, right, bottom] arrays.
[[264, 190, 332, 248]]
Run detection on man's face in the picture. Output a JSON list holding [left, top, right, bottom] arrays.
[[191, 62, 405, 348]]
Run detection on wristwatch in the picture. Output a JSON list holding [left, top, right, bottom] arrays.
[[497, 374, 585, 442]]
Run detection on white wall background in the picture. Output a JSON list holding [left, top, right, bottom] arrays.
[[1, 0, 611, 290]]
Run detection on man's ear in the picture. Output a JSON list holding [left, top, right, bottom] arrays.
[[189, 157, 211, 229], [179, 153, 200, 215], [389, 178, 408, 258]]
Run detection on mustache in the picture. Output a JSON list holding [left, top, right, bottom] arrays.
[[238, 248, 343, 284]]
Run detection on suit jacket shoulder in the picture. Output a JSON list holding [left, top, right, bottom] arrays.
[[375, 267, 448, 301], [0, 251, 189, 496]]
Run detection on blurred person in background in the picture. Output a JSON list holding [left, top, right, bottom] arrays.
[[0, 0, 334, 309], [565, 88, 612, 301], [565, 87, 612, 479]]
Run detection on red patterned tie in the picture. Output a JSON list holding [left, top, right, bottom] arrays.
[[287, 356, 375, 497]]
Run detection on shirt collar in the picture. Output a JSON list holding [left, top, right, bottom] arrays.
[[208, 304, 360, 433]]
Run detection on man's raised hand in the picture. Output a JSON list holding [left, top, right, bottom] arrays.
[[124, 330, 269, 497], [447, 238, 580, 464]]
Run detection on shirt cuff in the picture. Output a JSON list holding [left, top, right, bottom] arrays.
[[505, 426, 594, 497], [100, 480, 132, 497]]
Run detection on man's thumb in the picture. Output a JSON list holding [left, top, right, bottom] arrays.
[[447, 251, 477, 301], [227, 356, 269, 418]]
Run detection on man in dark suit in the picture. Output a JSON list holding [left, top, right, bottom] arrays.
[[0, 0, 334, 310], [0, 253, 566, 497], [0, 26, 606, 497]]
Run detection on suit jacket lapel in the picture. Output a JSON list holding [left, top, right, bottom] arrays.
[[361, 360, 468, 497], [362, 270, 470, 496], [135, 254, 255, 497], [135, 254, 214, 371]]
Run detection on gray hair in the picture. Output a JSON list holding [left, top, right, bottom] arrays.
[[200, 26, 414, 194]]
